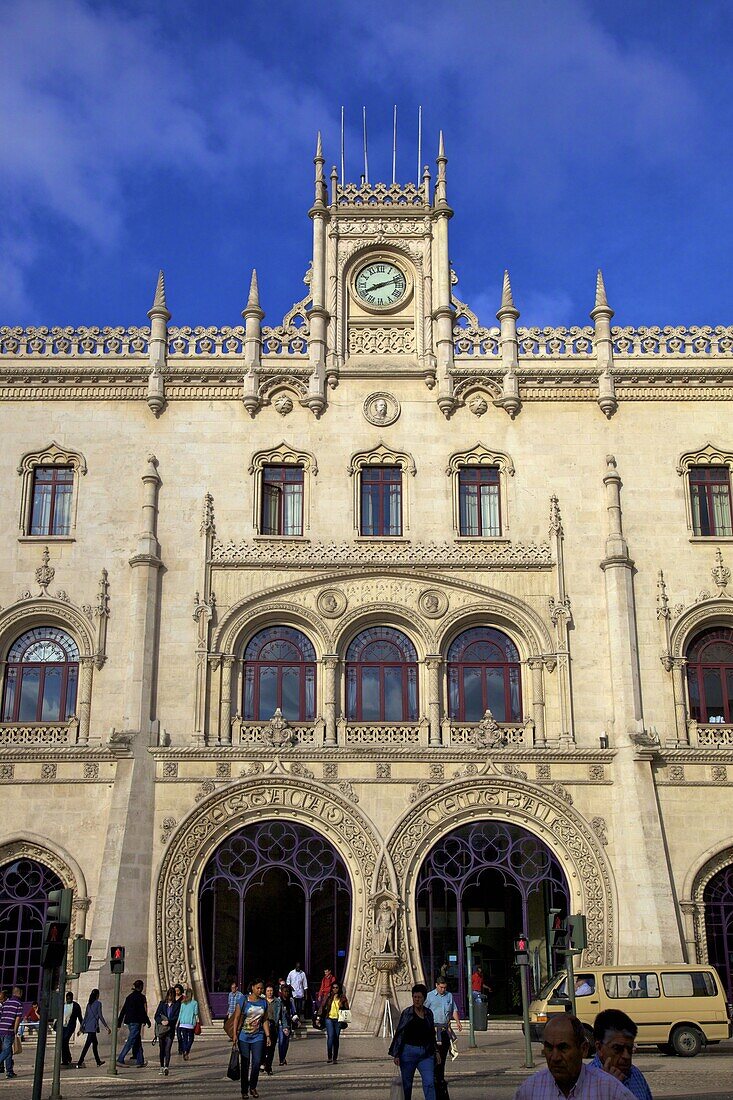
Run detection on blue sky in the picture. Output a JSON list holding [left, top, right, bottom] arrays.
[[2, 0, 732, 329]]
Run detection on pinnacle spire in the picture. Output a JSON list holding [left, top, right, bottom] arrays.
[[315, 130, 323, 159], [247, 268, 260, 309], [501, 269, 515, 310], [595, 268, 608, 309], [148, 269, 171, 321], [438, 130, 446, 159]]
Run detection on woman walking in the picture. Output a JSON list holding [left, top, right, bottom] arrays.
[[275, 983, 294, 1067], [232, 979, 269, 1099], [177, 988, 199, 1061], [261, 984, 277, 1076], [389, 983, 437, 1100], [76, 989, 110, 1068], [317, 980, 349, 1065], [153, 987, 180, 1076]]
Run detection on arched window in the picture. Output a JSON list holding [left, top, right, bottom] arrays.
[[1, 627, 79, 724], [243, 627, 316, 722], [0, 858, 63, 998], [686, 627, 733, 723], [447, 627, 521, 723], [346, 627, 418, 722]]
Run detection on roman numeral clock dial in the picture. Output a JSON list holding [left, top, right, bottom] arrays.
[[355, 261, 407, 309]]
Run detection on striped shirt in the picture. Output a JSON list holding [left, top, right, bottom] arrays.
[[514, 1063, 634, 1100], [0, 998, 23, 1037], [589, 1055, 653, 1100]]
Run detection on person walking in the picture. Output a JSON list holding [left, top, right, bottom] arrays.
[[232, 979, 269, 1099], [285, 963, 308, 1022], [61, 991, 83, 1066], [177, 988, 199, 1061], [261, 984, 278, 1076], [116, 979, 151, 1067], [389, 983, 437, 1100], [153, 987, 180, 1076], [76, 989, 110, 1068], [173, 983, 185, 1055], [425, 975, 461, 1099], [0, 988, 23, 1079], [318, 980, 349, 1066], [275, 983, 294, 1067]]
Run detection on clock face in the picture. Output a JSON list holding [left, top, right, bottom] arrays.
[[355, 261, 407, 309]]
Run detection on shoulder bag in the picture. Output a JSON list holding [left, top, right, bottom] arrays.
[[337, 1008, 352, 1025], [226, 1046, 241, 1081]]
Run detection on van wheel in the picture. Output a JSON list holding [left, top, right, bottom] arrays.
[[656, 1043, 674, 1055], [671, 1026, 703, 1057]]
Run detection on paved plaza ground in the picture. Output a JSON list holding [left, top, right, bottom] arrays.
[[15, 1026, 733, 1099]]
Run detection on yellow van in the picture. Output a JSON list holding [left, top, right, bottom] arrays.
[[528, 964, 732, 1056]]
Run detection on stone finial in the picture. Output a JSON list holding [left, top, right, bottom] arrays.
[[438, 130, 446, 160], [591, 268, 614, 320], [246, 268, 261, 310], [148, 269, 171, 322], [497, 269, 519, 321], [315, 130, 323, 161]]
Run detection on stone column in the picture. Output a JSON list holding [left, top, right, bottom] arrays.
[[527, 658, 546, 748], [671, 658, 690, 746], [77, 656, 94, 744], [323, 656, 338, 747], [425, 656, 442, 746], [433, 133, 456, 417], [306, 133, 329, 417], [219, 655, 235, 745]]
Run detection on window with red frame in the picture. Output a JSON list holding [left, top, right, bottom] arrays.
[[686, 627, 733, 723], [689, 467, 733, 536], [346, 627, 418, 722], [1, 627, 79, 724], [261, 465, 304, 536], [360, 467, 402, 536], [30, 467, 73, 536], [447, 627, 522, 723], [458, 467, 501, 536], [243, 626, 316, 721]]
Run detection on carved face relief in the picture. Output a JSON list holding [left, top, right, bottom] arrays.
[[363, 392, 400, 426]]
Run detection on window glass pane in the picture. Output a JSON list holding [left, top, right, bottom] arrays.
[[383, 667, 404, 721], [386, 481, 402, 536], [407, 666, 417, 720], [711, 483, 733, 536], [347, 667, 357, 720], [244, 667, 255, 720], [283, 483, 303, 536], [690, 484, 705, 536], [65, 665, 77, 720], [18, 669, 41, 723], [486, 667, 506, 721], [508, 667, 521, 722], [703, 668, 725, 721], [602, 973, 660, 998], [361, 483, 378, 536], [462, 668, 484, 722], [305, 667, 315, 720], [360, 667, 380, 721], [480, 483, 501, 537], [459, 481, 479, 536], [448, 668, 460, 719], [257, 666, 277, 720], [2, 668, 17, 721], [661, 971, 715, 997], [687, 668, 701, 721], [52, 483, 73, 536], [262, 483, 281, 535], [41, 667, 63, 722], [280, 667, 300, 721], [30, 481, 52, 536]]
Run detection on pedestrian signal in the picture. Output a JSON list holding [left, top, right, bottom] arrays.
[[72, 935, 93, 975], [568, 914, 587, 951], [110, 945, 126, 974], [42, 888, 73, 970], [514, 935, 530, 966], [552, 913, 569, 950]]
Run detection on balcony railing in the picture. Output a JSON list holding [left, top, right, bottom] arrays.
[[688, 720, 733, 747], [339, 719, 426, 746], [0, 718, 79, 745]]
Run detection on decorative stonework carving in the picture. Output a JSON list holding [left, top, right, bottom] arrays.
[[690, 844, 733, 965], [35, 546, 55, 595], [418, 589, 448, 618], [324, 762, 338, 779], [83, 762, 98, 780], [503, 764, 528, 780], [676, 441, 733, 476], [409, 780, 434, 803], [195, 779, 216, 802], [0, 765, 14, 780], [162, 761, 178, 778], [536, 764, 551, 780], [248, 441, 317, 534], [317, 588, 348, 618], [0, 840, 83, 935], [376, 762, 391, 779], [260, 709, 297, 749], [591, 817, 608, 846], [290, 761, 314, 779], [373, 894, 398, 955], [336, 180, 426, 208], [588, 764, 605, 781], [363, 392, 400, 426], [351, 327, 415, 356], [273, 394, 293, 416], [211, 538, 553, 570], [712, 549, 731, 593], [711, 765, 728, 783], [17, 441, 87, 537], [549, 782, 573, 804], [216, 762, 231, 779], [345, 723, 421, 745], [161, 817, 177, 844], [348, 441, 416, 478], [629, 730, 661, 749], [468, 395, 488, 416], [337, 780, 359, 803], [0, 720, 78, 746], [41, 762, 57, 780], [470, 710, 507, 749], [668, 765, 685, 782], [429, 763, 444, 781], [232, 718, 317, 747]]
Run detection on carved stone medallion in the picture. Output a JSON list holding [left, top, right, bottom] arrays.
[[363, 392, 400, 427], [317, 587, 347, 618], [418, 588, 448, 618]]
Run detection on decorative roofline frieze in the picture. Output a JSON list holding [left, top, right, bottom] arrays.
[[210, 538, 553, 570]]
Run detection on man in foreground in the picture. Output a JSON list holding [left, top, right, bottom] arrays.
[[425, 975, 462, 1099], [590, 1010, 652, 1100], [514, 1014, 631, 1099]]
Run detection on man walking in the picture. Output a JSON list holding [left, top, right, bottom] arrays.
[[116, 979, 151, 1067], [514, 1015, 631, 1099], [61, 990, 83, 1066], [286, 963, 308, 1022], [425, 975, 462, 1099], [590, 1010, 653, 1099], [0, 988, 23, 1079]]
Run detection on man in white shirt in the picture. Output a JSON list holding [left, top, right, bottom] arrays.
[[514, 1015, 632, 1099], [286, 963, 308, 1021]]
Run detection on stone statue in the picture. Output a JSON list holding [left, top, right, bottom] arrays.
[[375, 899, 396, 954]]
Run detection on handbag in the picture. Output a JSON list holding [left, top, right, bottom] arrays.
[[226, 1046, 241, 1081], [194, 1020, 202, 1035], [12, 1035, 22, 1056], [154, 1019, 169, 1039], [223, 1015, 236, 1040], [337, 1008, 351, 1024], [390, 1070, 405, 1100]]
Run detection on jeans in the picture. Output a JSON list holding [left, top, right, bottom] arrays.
[[62, 1024, 75, 1065], [18, 1023, 38, 1039], [238, 1035, 264, 1095], [0, 1034, 14, 1077], [179, 1026, 195, 1055], [293, 996, 305, 1019], [399, 1043, 436, 1100], [277, 1025, 290, 1063], [78, 1032, 102, 1066], [117, 1021, 145, 1065], [325, 1017, 342, 1061]]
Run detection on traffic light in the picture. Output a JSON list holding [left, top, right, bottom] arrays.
[[42, 888, 73, 970], [552, 913, 568, 950], [568, 914, 587, 951], [514, 934, 530, 966], [72, 935, 92, 975], [110, 945, 126, 974]]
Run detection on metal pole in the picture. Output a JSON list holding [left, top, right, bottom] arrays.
[[565, 950, 577, 1017], [519, 964, 535, 1069], [32, 968, 53, 1100], [465, 937, 476, 1049], [107, 970, 121, 1077], [48, 949, 68, 1100]]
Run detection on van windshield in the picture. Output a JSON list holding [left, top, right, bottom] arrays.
[[536, 973, 566, 1000]]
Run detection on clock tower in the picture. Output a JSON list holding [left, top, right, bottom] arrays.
[[303, 130, 457, 416]]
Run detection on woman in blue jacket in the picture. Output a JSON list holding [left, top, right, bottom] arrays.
[[388, 984, 437, 1100], [153, 988, 180, 1076], [76, 990, 110, 1068]]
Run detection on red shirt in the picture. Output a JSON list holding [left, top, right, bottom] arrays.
[[317, 975, 335, 1002], [471, 972, 482, 993]]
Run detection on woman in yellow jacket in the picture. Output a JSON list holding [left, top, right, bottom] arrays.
[[317, 981, 349, 1065]]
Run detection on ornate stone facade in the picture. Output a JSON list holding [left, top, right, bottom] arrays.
[[1, 133, 733, 1028]]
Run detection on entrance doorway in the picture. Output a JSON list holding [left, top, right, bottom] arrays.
[[416, 822, 569, 1015], [0, 858, 63, 1000], [704, 861, 733, 1001], [198, 821, 351, 1017]]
